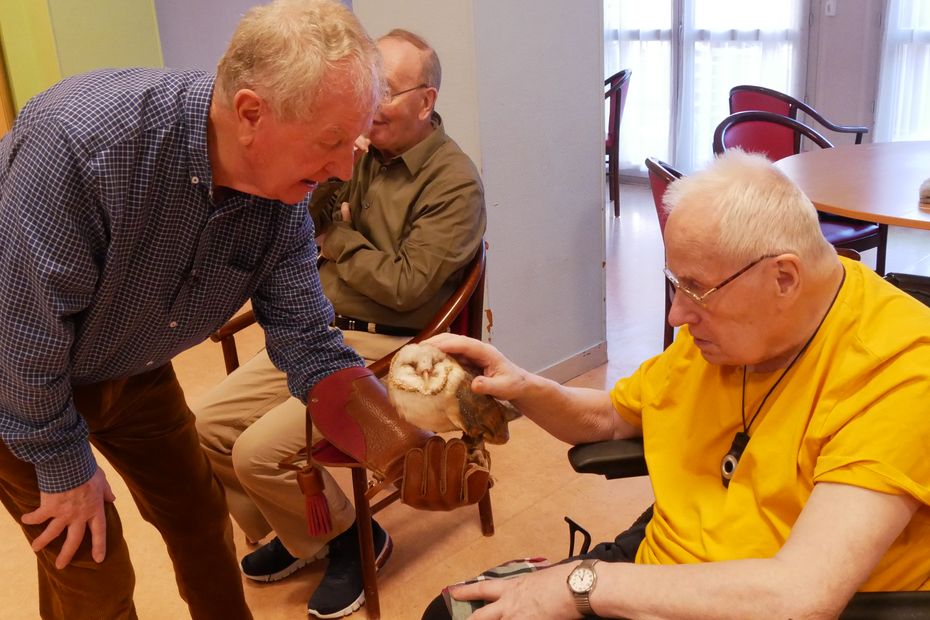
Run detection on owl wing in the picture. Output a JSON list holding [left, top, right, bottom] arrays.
[[453, 369, 520, 445]]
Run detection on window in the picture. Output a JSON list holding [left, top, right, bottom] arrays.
[[875, 0, 930, 141], [604, 0, 807, 173]]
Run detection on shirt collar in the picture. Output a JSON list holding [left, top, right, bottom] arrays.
[[371, 112, 445, 176]]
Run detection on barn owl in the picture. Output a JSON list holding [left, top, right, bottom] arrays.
[[386, 342, 520, 468]]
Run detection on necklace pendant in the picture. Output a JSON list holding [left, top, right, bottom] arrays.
[[721, 431, 751, 488]]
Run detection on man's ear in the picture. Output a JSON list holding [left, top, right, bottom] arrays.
[[232, 89, 265, 145], [418, 87, 438, 122], [774, 254, 802, 298]]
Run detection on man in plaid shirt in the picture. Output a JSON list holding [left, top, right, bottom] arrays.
[[0, 1, 381, 617]]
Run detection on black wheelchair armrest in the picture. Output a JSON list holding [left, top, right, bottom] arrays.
[[567, 438, 647, 479]]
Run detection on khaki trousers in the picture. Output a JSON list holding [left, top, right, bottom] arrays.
[[0, 363, 251, 620], [193, 330, 408, 559]]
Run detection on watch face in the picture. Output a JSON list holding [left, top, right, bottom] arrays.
[[568, 567, 595, 593]]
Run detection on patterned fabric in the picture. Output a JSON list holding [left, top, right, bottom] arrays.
[[0, 68, 362, 493]]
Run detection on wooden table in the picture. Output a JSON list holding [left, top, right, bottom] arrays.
[[775, 141, 930, 230]]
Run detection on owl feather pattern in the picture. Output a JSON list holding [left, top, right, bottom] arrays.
[[386, 343, 520, 467]]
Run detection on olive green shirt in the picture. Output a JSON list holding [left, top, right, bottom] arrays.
[[312, 114, 486, 329]]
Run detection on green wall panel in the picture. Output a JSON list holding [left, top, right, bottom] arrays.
[[0, 0, 164, 113], [48, 0, 163, 77], [0, 0, 60, 110]]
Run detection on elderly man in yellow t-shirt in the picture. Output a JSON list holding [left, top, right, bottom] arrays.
[[422, 149, 930, 620]]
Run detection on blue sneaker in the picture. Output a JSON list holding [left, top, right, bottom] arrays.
[[240, 536, 324, 582], [307, 519, 393, 618]]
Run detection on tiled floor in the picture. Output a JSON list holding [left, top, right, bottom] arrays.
[[1, 183, 928, 619]]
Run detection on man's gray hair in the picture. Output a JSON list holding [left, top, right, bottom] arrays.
[[216, 0, 384, 122], [663, 149, 835, 265], [379, 28, 442, 91]]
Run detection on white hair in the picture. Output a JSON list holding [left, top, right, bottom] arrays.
[[215, 0, 384, 122], [663, 149, 835, 265]]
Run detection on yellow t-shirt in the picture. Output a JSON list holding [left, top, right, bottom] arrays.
[[610, 258, 930, 590]]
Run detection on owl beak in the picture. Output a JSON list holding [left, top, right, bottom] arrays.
[[421, 370, 430, 384]]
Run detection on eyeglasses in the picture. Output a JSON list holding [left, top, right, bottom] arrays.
[[663, 255, 777, 307], [382, 83, 428, 104]]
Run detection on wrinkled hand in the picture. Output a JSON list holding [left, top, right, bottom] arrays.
[[401, 436, 490, 511], [426, 334, 531, 402], [21, 467, 115, 569], [452, 563, 580, 620]]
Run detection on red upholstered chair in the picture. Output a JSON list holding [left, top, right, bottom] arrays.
[[713, 110, 887, 275], [605, 69, 632, 217], [644, 157, 683, 349], [729, 85, 868, 157], [211, 242, 492, 620]]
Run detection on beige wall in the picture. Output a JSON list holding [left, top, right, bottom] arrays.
[[806, 0, 884, 145]]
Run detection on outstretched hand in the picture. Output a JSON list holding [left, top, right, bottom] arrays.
[[21, 467, 115, 569], [425, 334, 530, 403]]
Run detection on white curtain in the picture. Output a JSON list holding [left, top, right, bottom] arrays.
[[875, 0, 930, 142], [605, 0, 807, 174]]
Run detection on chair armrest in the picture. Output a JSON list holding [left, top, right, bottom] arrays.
[[567, 438, 647, 479], [209, 309, 257, 342], [795, 100, 868, 143], [840, 591, 930, 619], [367, 242, 486, 379], [209, 309, 257, 374]]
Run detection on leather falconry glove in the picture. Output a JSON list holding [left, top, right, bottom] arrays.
[[401, 435, 491, 511]]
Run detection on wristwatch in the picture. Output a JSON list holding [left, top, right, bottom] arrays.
[[566, 558, 599, 616]]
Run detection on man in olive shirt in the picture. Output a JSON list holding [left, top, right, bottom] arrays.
[[194, 29, 486, 618]]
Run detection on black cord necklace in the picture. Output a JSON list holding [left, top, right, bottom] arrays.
[[720, 270, 845, 488]]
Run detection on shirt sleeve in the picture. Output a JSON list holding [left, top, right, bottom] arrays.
[[813, 350, 930, 505], [321, 166, 485, 312], [252, 212, 363, 403], [0, 121, 101, 492]]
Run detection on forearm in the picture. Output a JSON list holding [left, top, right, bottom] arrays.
[[587, 484, 918, 620], [588, 557, 843, 620], [323, 180, 485, 311], [256, 234, 363, 398], [511, 373, 637, 445]]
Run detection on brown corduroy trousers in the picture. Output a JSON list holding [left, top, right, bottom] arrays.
[[0, 363, 252, 620]]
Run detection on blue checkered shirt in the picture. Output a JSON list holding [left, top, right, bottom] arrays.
[[0, 69, 362, 493]]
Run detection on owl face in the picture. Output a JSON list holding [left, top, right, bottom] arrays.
[[387, 342, 460, 395]]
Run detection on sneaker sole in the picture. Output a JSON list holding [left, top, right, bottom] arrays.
[[243, 545, 328, 583], [307, 532, 394, 618]]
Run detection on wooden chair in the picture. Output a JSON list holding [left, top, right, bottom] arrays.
[[713, 110, 888, 275], [605, 69, 632, 217], [567, 256, 930, 620], [644, 157, 683, 350], [211, 241, 492, 620]]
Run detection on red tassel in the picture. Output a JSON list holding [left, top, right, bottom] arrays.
[[297, 465, 331, 536]]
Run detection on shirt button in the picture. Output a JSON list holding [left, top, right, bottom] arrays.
[[169, 321, 178, 328], [363, 201, 371, 209], [191, 176, 200, 184]]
